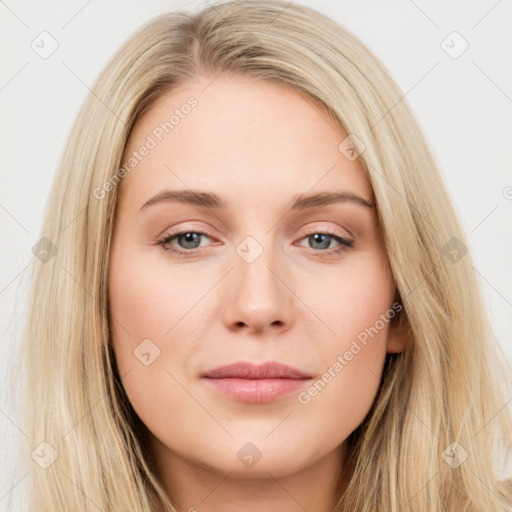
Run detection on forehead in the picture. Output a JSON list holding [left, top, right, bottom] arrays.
[[118, 74, 373, 209]]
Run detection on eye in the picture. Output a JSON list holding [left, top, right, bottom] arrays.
[[296, 229, 354, 256], [157, 230, 215, 256], [157, 228, 354, 258]]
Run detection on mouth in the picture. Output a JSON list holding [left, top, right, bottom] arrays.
[[200, 361, 313, 403]]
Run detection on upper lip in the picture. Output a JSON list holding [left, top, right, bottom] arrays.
[[201, 361, 312, 379]]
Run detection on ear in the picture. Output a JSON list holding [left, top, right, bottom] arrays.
[[386, 305, 410, 354]]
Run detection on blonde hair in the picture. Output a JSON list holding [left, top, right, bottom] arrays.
[[14, 0, 512, 510]]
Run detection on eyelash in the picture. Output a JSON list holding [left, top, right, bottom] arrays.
[[157, 228, 354, 258]]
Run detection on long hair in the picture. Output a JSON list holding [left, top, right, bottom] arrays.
[[15, 0, 512, 510]]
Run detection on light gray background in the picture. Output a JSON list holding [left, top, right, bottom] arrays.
[[1, 1, 511, 509]]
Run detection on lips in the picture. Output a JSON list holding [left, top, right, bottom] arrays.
[[200, 361, 312, 403], [200, 361, 312, 379]]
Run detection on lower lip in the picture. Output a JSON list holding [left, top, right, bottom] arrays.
[[202, 377, 311, 403]]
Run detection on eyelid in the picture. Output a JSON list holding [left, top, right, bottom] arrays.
[[158, 221, 352, 243], [156, 220, 215, 239], [296, 221, 353, 240]]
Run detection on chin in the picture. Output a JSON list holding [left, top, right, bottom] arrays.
[[191, 440, 317, 479]]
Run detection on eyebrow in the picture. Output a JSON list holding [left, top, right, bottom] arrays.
[[139, 189, 375, 211]]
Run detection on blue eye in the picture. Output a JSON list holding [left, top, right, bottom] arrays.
[[158, 231, 212, 255], [157, 229, 354, 257], [298, 231, 353, 253]]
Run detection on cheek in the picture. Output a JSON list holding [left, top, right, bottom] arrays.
[[107, 248, 179, 393], [108, 248, 201, 346], [306, 248, 394, 348], [107, 243, 216, 407], [298, 254, 393, 424], [107, 249, 192, 428], [295, 321, 389, 447]]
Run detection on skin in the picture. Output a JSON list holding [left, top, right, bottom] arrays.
[[108, 74, 408, 512]]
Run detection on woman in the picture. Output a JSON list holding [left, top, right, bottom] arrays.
[[18, 0, 512, 510]]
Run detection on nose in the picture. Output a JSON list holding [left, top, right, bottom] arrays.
[[221, 240, 294, 336]]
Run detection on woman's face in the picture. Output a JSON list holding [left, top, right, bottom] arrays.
[[108, 74, 407, 481]]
